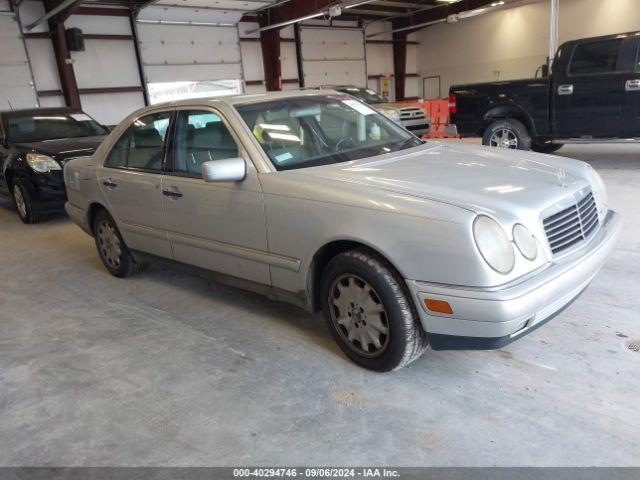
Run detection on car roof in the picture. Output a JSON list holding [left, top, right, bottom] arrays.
[[559, 31, 640, 48], [148, 89, 345, 110], [1, 107, 81, 117]]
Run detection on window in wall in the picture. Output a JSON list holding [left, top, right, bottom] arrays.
[[104, 111, 171, 171], [173, 110, 238, 176], [569, 39, 623, 75], [147, 80, 243, 105]]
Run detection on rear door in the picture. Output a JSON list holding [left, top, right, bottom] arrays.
[[97, 109, 173, 259], [622, 37, 640, 137], [553, 37, 627, 138]]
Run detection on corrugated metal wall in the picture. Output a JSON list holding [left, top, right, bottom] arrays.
[[0, 3, 38, 110], [3, 1, 406, 123]]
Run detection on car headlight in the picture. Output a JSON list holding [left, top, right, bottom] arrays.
[[513, 224, 538, 261], [473, 215, 515, 274], [379, 109, 400, 122], [586, 164, 608, 217], [26, 153, 61, 173]]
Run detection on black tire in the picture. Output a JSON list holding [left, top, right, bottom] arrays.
[[320, 248, 428, 372], [482, 119, 532, 150], [531, 142, 563, 154], [93, 209, 146, 278], [11, 179, 44, 224]]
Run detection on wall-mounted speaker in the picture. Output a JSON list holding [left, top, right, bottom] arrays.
[[65, 28, 85, 52]]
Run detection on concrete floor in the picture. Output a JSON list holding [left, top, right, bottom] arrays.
[[0, 143, 639, 466]]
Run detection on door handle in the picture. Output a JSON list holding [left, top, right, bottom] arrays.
[[557, 84, 574, 95], [102, 178, 118, 188], [626, 79, 640, 91], [162, 187, 183, 199]]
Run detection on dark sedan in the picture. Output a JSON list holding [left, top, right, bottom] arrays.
[[0, 107, 107, 223]]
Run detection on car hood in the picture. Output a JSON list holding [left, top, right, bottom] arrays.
[[16, 135, 106, 161], [374, 102, 422, 112], [303, 142, 589, 217]]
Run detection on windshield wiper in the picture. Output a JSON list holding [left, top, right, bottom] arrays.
[[391, 137, 423, 152]]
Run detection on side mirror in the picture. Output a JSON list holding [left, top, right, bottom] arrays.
[[201, 157, 247, 183]]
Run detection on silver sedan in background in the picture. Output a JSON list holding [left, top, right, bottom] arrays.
[[64, 91, 621, 371]]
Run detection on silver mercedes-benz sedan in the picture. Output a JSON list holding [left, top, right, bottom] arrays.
[[63, 90, 621, 371]]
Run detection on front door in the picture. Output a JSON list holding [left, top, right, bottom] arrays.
[[97, 110, 173, 258], [554, 37, 626, 138], [161, 109, 270, 285]]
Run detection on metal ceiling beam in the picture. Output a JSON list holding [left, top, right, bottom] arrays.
[[247, 0, 379, 34], [151, 0, 273, 11], [24, 0, 81, 30], [372, 0, 432, 7], [362, 1, 440, 26], [348, 8, 410, 16], [370, 0, 502, 36]]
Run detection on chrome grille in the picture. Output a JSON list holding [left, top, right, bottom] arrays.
[[543, 191, 599, 255], [399, 108, 426, 120]]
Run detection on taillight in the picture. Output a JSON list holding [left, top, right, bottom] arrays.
[[448, 93, 457, 115]]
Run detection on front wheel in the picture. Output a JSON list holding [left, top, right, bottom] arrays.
[[93, 209, 146, 278], [320, 249, 428, 372], [11, 179, 43, 224], [482, 119, 531, 150]]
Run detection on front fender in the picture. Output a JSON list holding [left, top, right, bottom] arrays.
[[263, 191, 493, 297]]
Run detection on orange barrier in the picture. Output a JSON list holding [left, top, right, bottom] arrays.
[[402, 98, 460, 139]]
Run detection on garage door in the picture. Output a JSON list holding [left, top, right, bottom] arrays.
[[0, 10, 37, 109], [300, 26, 367, 88], [136, 5, 245, 103]]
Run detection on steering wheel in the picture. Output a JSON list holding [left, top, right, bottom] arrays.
[[335, 136, 356, 152]]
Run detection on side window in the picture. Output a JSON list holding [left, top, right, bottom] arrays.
[[105, 111, 171, 171], [569, 39, 623, 75], [128, 112, 171, 171], [173, 110, 239, 176], [104, 127, 131, 168]]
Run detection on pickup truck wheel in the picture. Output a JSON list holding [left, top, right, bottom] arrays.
[[93, 209, 146, 278], [320, 249, 428, 372], [483, 119, 531, 150], [531, 142, 563, 154], [11, 179, 43, 224]]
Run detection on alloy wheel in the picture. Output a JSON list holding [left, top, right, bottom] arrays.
[[328, 274, 389, 358], [490, 129, 518, 149], [97, 219, 122, 269], [13, 184, 27, 219]]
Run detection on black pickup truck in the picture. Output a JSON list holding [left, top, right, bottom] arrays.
[[449, 32, 640, 153]]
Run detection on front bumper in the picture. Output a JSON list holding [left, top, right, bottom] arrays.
[[406, 210, 622, 350], [400, 118, 430, 137], [23, 171, 67, 214]]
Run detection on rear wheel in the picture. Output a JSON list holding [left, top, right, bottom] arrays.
[[482, 119, 531, 150], [93, 209, 146, 278], [11, 179, 43, 224], [320, 249, 428, 372]]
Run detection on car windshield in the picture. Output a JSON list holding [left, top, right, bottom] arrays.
[[6, 112, 107, 143], [337, 87, 387, 105], [236, 95, 422, 171]]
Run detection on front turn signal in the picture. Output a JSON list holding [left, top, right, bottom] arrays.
[[424, 298, 453, 315]]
